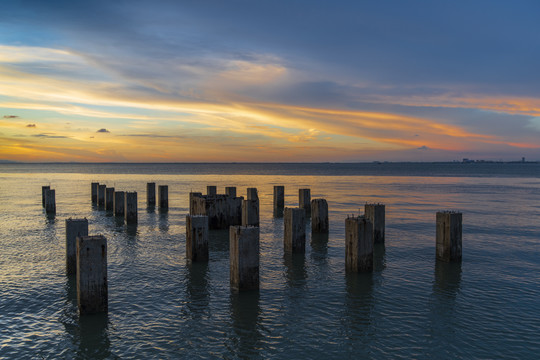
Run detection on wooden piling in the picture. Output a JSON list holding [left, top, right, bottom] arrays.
[[147, 182, 156, 206], [186, 215, 209, 262], [436, 211, 462, 262], [98, 185, 106, 207], [124, 192, 138, 224], [273, 185, 285, 210], [230, 226, 259, 290], [284, 207, 306, 253], [45, 189, 56, 214], [105, 187, 115, 211], [345, 216, 373, 272], [76, 235, 107, 314], [311, 199, 329, 233], [91, 182, 99, 204], [225, 187, 237, 198], [158, 185, 168, 209], [66, 218, 88, 275], [299, 188, 311, 213], [365, 203, 385, 244], [42, 185, 50, 207], [114, 191, 125, 217], [207, 186, 217, 196]]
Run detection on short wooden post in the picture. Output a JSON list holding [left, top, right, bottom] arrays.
[[299, 188, 311, 213], [345, 216, 373, 272], [158, 185, 168, 209], [365, 203, 385, 244], [45, 189, 56, 214], [436, 211, 462, 262], [225, 187, 237, 197], [273, 186, 285, 210], [147, 182, 156, 206], [42, 185, 50, 207], [207, 186, 217, 196], [124, 192, 138, 224], [311, 199, 329, 233], [284, 207, 306, 253], [91, 182, 99, 204], [114, 191, 125, 216], [105, 187, 115, 211], [66, 218, 88, 275], [98, 185, 106, 207], [230, 226, 259, 290], [186, 215, 209, 262], [77, 235, 107, 314]]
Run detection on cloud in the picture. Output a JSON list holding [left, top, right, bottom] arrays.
[[96, 128, 110, 133], [31, 133, 69, 139], [3, 115, 19, 119], [417, 145, 430, 150], [26, 123, 36, 127]]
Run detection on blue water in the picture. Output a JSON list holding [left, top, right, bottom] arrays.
[[0, 163, 539, 359]]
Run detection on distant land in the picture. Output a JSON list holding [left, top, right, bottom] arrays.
[[0, 160, 21, 164]]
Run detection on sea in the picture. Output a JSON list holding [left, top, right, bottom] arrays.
[[0, 162, 539, 359]]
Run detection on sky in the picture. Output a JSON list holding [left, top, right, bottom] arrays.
[[1, 0, 540, 162]]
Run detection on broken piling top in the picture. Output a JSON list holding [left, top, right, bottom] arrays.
[[77, 235, 108, 314], [207, 186, 217, 196], [98, 184, 106, 206], [91, 182, 99, 203], [365, 203, 385, 244], [230, 226, 260, 290], [158, 185, 169, 209], [186, 215, 209, 262], [42, 185, 50, 207], [105, 187, 115, 211], [114, 191, 125, 216], [45, 188, 56, 214], [284, 207, 306, 253], [246, 188, 258, 201], [66, 218, 89, 275], [124, 191, 138, 224], [345, 215, 374, 273], [147, 182, 156, 206], [299, 188, 311, 213], [225, 187, 237, 198], [436, 211, 462, 262], [311, 199, 329, 233]]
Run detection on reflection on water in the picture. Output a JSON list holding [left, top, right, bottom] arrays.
[[185, 262, 210, 318], [77, 313, 112, 359], [373, 243, 386, 272], [229, 290, 262, 359], [310, 232, 329, 263], [284, 253, 308, 288], [344, 272, 375, 342]]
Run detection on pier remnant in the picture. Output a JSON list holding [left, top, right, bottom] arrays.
[[114, 191, 125, 217], [45, 188, 56, 214], [299, 188, 311, 213], [436, 211, 462, 262], [345, 216, 373, 272], [190, 191, 243, 229], [230, 226, 259, 290], [147, 182, 156, 206], [66, 218, 88, 275], [365, 203, 385, 244], [311, 199, 329, 233], [273, 186, 284, 216], [124, 192, 138, 224], [186, 215, 209, 262], [242, 188, 259, 226], [77, 235, 108, 314], [225, 187, 237, 197], [98, 185, 106, 207], [91, 182, 99, 204], [158, 185, 169, 210], [207, 186, 217, 196], [105, 187, 115, 211], [284, 207, 306, 253], [42, 185, 50, 207]]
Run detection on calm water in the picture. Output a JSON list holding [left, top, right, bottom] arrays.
[[0, 163, 539, 359]]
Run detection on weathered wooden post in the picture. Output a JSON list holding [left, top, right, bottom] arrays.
[[42, 185, 50, 207], [225, 187, 237, 197], [124, 192, 138, 224], [147, 182, 156, 207], [45, 188, 56, 214], [345, 215, 373, 272], [365, 203, 385, 244], [186, 215, 209, 262], [207, 186, 217, 196], [98, 185, 106, 207], [105, 187, 115, 211], [436, 211, 462, 262], [230, 226, 259, 290], [299, 188, 311, 213], [66, 218, 88, 275], [284, 207, 306, 253], [273, 186, 285, 217], [311, 199, 329, 233], [91, 182, 99, 204], [114, 191, 125, 217], [158, 185, 169, 210], [189, 192, 203, 215], [77, 235, 107, 314], [242, 188, 259, 226]]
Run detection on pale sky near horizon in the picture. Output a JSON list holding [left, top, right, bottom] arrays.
[[1, 0, 540, 162]]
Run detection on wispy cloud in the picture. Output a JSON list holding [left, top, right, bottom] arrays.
[[96, 128, 110, 133]]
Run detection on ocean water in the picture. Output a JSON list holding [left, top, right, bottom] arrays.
[[0, 163, 539, 359]]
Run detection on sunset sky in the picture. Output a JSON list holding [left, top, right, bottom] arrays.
[[1, 0, 540, 162]]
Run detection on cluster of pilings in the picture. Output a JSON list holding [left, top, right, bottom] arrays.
[[41, 185, 56, 214], [54, 182, 462, 315]]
